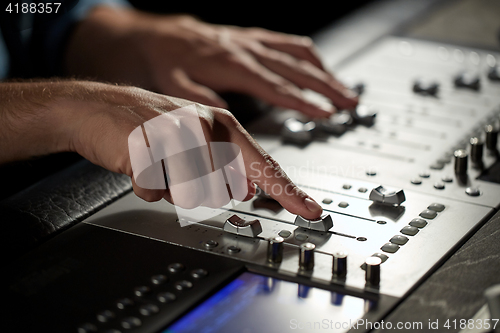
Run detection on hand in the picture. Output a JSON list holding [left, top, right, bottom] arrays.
[[0, 80, 323, 219], [65, 7, 358, 118]]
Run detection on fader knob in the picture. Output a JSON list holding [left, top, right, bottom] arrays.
[[470, 137, 484, 167], [369, 186, 406, 206], [281, 118, 316, 145], [454, 149, 468, 175], [332, 251, 348, 278], [485, 125, 499, 151], [299, 243, 315, 271], [365, 256, 382, 287], [294, 214, 333, 231], [267, 236, 284, 264]]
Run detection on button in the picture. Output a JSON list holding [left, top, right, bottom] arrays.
[[488, 66, 500, 81], [191, 268, 208, 279], [358, 187, 368, 193], [134, 286, 151, 297], [411, 179, 422, 185], [454, 72, 480, 90], [167, 263, 185, 273], [223, 215, 262, 237], [369, 185, 406, 205], [430, 162, 444, 170], [294, 214, 333, 231], [295, 234, 308, 241], [381, 242, 400, 253], [342, 184, 352, 190], [175, 280, 193, 291], [116, 298, 134, 310], [278, 230, 292, 238], [428, 203, 445, 212], [121, 317, 142, 329], [419, 209, 437, 219], [433, 182, 445, 190], [390, 235, 409, 245], [366, 170, 377, 176], [157, 292, 176, 303], [401, 226, 419, 236], [203, 240, 219, 249], [413, 79, 439, 96], [419, 171, 430, 178], [322, 198, 333, 204], [409, 218, 427, 228], [77, 323, 98, 333], [97, 310, 115, 323], [442, 175, 453, 183], [227, 245, 241, 254], [372, 253, 389, 263], [151, 274, 168, 285], [338, 201, 349, 208], [353, 105, 377, 126], [139, 304, 159, 316], [465, 187, 481, 196]]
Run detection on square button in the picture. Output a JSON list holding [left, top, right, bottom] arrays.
[[390, 235, 409, 245], [410, 218, 427, 228], [419, 209, 437, 219], [381, 242, 400, 253], [428, 203, 445, 212], [401, 226, 419, 236]]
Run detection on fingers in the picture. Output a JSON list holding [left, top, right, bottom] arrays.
[[217, 112, 323, 219], [160, 69, 228, 109], [247, 43, 359, 110]]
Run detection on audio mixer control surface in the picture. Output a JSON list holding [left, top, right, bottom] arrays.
[[5, 31, 500, 333]]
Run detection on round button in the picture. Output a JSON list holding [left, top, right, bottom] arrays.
[[295, 234, 308, 241], [322, 198, 333, 204], [366, 170, 377, 176], [77, 323, 97, 333], [227, 245, 241, 254], [139, 304, 159, 316], [442, 175, 453, 183], [419, 171, 430, 178], [433, 182, 445, 190], [410, 178, 422, 185], [167, 263, 185, 274], [157, 292, 176, 303], [278, 230, 292, 238], [358, 187, 368, 193], [203, 240, 219, 249], [190, 268, 208, 279], [116, 298, 134, 310], [465, 187, 481, 196], [174, 280, 193, 291], [121, 317, 142, 330], [97, 310, 115, 323], [338, 201, 349, 208], [342, 184, 352, 190], [151, 274, 168, 285], [134, 286, 150, 297]]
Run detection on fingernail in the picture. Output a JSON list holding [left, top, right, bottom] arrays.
[[304, 197, 322, 213], [344, 89, 359, 99]]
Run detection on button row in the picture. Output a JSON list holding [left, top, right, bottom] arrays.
[[77, 265, 208, 333]]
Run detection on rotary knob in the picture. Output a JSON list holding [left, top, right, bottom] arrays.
[[365, 256, 382, 287], [470, 137, 484, 168], [267, 236, 284, 264], [485, 124, 499, 151], [454, 149, 468, 175], [299, 243, 315, 271], [332, 251, 348, 278], [353, 105, 377, 126]]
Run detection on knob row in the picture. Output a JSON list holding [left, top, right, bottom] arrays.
[[267, 239, 381, 286]]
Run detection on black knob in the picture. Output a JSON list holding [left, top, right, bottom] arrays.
[[454, 149, 468, 175], [332, 251, 348, 278], [485, 124, 499, 151], [267, 236, 284, 263], [299, 243, 315, 271], [470, 137, 484, 167], [365, 257, 382, 286]]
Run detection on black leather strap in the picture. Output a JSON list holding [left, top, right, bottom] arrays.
[[0, 158, 132, 264]]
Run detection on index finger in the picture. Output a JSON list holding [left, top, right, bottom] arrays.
[[221, 114, 323, 220]]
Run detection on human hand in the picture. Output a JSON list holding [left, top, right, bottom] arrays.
[[65, 7, 358, 118], [44, 81, 322, 219]]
